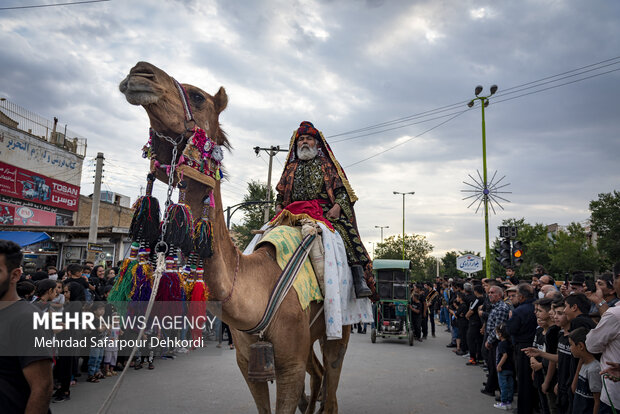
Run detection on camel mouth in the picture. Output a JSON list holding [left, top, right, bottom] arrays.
[[119, 74, 159, 105]]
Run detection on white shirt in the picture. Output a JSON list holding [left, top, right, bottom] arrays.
[[585, 305, 620, 407]]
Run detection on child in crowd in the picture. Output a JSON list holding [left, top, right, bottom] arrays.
[[454, 293, 469, 356], [568, 327, 601, 414], [531, 297, 560, 414], [103, 312, 122, 377], [554, 299, 576, 414], [494, 324, 515, 410], [87, 302, 107, 383]]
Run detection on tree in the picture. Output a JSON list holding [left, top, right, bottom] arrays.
[[230, 180, 274, 249], [590, 190, 620, 265], [374, 234, 434, 281], [490, 218, 552, 278], [549, 222, 603, 275], [441, 251, 460, 279]]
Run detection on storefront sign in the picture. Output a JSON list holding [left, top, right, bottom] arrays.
[[0, 124, 82, 186], [0, 161, 79, 211], [0, 201, 57, 226]]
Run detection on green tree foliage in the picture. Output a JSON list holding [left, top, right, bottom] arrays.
[[374, 234, 434, 281], [441, 251, 460, 279], [491, 218, 552, 278], [589, 190, 620, 265], [490, 218, 603, 279], [230, 180, 274, 249], [549, 222, 603, 275]]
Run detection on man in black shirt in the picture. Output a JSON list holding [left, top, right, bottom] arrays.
[[506, 283, 538, 414], [466, 284, 485, 365], [0, 240, 53, 413]]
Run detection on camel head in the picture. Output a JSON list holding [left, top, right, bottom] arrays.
[[119, 61, 229, 166]]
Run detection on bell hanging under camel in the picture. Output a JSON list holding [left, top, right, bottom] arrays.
[[248, 341, 275, 382]]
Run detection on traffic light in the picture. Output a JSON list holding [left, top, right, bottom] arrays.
[[512, 241, 524, 267], [495, 238, 512, 268]]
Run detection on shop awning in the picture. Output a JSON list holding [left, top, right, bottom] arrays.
[[0, 231, 50, 247]]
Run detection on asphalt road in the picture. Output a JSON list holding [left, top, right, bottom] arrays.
[[51, 324, 501, 414]]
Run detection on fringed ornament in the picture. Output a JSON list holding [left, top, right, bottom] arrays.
[[189, 266, 208, 344], [129, 173, 161, 245], [162, 180, 194, 256], [193, 196, 214, 259], [109, 242, 140, 302], [131, 248, 153, 302]]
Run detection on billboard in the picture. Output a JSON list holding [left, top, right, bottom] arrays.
[[0, 124, 83, 186], [0, 202, 57, 226], [0, 161, 79, 211]]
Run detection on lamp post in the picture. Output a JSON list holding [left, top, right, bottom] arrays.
[[367, 241, 375, 259], [393, 191, 415, 260], [467, 84, 498, 279], [374, 225, 389, 242], [225, 200, 271, 229]]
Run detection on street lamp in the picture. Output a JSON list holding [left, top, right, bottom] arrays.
[[225, 200, 271, 229], [374, 225, 389, 242], [393, 191, 415, 260], [467, 84, 498, 279], [367, 241, 375, 259]]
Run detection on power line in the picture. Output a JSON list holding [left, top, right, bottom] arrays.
[[327, 55, 620, 143], [345, 109, 468, 169], [0, 0, 110, 10]]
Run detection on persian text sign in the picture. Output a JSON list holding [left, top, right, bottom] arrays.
[[0, 202, 56, 226], [0, 161, 79, 211], [0, 124, 83, 186], [456, 255, 483, 274]]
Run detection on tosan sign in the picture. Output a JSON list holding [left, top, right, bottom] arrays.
[[456, 255, 483, 274], [0, 161, 80, 212]]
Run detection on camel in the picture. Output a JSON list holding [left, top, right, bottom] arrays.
[[119, 62, 351, 414]]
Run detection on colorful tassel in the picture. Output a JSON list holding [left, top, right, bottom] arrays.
[[109, 243, 139, 302], [162, 181, 194, 256], [129, 173, 161, 245], [130, 248, 153, 301], [193, 196, 214, 259], [189, 267, 208, 344]]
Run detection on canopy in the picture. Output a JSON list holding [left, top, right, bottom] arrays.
[[0, 231, 50, 247], [372, 259, 411, 270]]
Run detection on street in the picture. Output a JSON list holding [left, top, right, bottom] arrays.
[[52, 325, 500, 414]]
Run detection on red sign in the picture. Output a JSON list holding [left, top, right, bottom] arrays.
[[0, 201, 57, 226], [0, 161, 79, 211]]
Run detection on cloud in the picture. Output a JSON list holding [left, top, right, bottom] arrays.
[[1, 0, 619, 259]]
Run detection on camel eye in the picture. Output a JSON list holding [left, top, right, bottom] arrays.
[[190, 92, 205, 104]]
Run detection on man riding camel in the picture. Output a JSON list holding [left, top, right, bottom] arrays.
[[274, 121, 375, 299]]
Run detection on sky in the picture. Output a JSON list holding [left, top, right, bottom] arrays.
[[1, 0, 619, 259]]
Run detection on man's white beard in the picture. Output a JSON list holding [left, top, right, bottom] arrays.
[[298, 145, 318, 161]]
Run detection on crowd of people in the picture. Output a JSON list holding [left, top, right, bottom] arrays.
[[431, 264, 620, 413], [0, 240, 232, 412]]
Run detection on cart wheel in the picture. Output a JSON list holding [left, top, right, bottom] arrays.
[[371, 329, 376, 343], [408, 330, 414, 346]]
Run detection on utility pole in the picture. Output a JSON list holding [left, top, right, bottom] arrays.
[[88, 152, 104, 262], [375, 225, 389, 242], [254, 145, 288, 223], [393, 191, 415, 260], [467, 85, 498, 279]]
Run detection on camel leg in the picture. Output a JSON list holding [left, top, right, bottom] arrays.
[[319, 327, 350, 414], [269, 299, 311, 413], [232, 330, 272, 414], [304, 347, 324, 414]]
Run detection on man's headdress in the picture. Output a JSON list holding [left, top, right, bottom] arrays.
[[283, 121, 358, 203]]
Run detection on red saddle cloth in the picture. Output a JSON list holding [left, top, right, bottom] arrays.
[[269, 200, 335, 231]]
